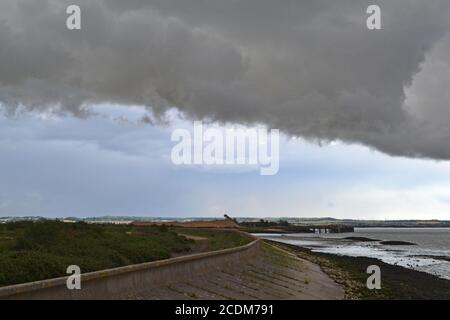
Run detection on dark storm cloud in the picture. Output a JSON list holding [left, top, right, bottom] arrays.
[[1, 0, 450, 159]]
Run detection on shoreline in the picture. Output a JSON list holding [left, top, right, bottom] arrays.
[[266, 239, 450, 300]]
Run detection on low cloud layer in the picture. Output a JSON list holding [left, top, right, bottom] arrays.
[[1, 0, 450, 159], [2, 112, 450, 219]]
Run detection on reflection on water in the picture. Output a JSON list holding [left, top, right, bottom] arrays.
[[256, 228, 450, 280]]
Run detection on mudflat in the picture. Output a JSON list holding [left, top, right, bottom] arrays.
[[268, 240, 450, 300]]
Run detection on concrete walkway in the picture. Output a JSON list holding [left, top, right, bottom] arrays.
[[121, 242, 344, 300]]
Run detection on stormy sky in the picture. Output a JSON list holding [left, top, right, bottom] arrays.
[[1, 0, 450, 219]]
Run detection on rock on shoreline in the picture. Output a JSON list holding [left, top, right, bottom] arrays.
[[344, 236, 380, 242], [379, 240, 417, 245]]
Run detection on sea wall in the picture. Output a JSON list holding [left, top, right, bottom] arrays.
[[0, 239, 261, 300]]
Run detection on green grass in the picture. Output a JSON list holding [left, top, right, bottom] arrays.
[[0, 221, 192, 287], [0, 221, 252, 287], [172, 228, 252, 251]]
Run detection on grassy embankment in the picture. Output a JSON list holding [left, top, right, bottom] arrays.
[[172, 227, 252, 251], [268, 240, 450, 300], [0, 221, 251, 287]]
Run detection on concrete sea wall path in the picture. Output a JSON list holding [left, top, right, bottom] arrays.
[[0, 239, 344, 300], [124, 242, 344, 300]]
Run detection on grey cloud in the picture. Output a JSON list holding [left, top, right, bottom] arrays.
[[1, 0, 450, 159]]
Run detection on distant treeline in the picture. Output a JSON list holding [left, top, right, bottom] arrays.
[[238, 219, 354, 233], [239, 219, 291, 228], [239, 219, 316, 233]]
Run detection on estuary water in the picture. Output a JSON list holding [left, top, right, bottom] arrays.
[[257, 228, 450, 280]]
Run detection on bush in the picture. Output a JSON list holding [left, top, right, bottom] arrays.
[[0, 221, 193, 286], [0, 251, 69, 286]]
